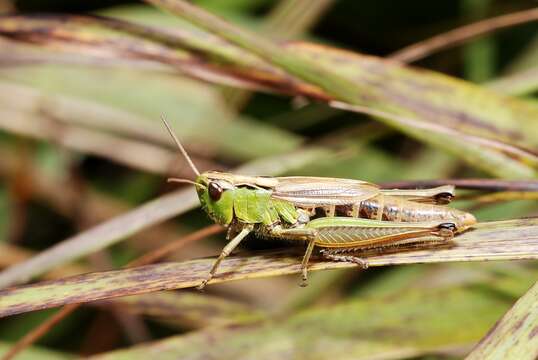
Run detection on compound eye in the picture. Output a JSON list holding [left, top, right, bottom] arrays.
[[208, 181, 223, 201]]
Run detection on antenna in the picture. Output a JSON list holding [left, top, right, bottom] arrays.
[[168, 178, 206, 189], [161, 114, 200, 176]]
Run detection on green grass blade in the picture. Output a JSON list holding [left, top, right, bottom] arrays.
[[466, 280, 538, 359], [87, 287, 513, 360], [0, 342, 72, 360], [140, 1, 538, 177], [2, 218, 538, 317], [95, 292, 264, 329], [486, 67, 538, 96], [2, 12, 538, 176]]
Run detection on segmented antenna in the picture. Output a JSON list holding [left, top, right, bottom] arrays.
[[161, 115, 200, 176], [168, 178, 206, 189]]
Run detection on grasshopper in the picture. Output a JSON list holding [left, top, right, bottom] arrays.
[[162, 118, 476, 289]]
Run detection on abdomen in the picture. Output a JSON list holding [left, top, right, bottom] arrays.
[[359, 195, 473, 226]]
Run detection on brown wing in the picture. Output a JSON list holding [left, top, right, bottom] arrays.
[[272, 176, 379, 206], [380, 185, 455, 205]]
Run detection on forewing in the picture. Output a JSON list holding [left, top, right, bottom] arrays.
[[272, 176, 379, 206], [380, 185, 455, 205]]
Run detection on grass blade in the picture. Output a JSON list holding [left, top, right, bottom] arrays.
[[390, 7, 538, 63], [1, 218, 538, 317], [95, 292, 264, 329], [486, 66, 538, 95], [466, 280, 538, 359], [46, 285, 521, 359], [0, 189, 197, 289], [2, 11, 538, 177], [0, 342, 71, 360], [141, 0, 538, 177]]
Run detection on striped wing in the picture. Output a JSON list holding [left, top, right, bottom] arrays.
[[272, 176, 379, 206]]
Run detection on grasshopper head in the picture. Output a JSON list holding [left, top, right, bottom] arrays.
[[161, 116, 274, 227], [160, 116, 238, 227], [195, 172, 236, 226]]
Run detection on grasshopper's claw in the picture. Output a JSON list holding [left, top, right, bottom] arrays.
[[197, 278, 210, 291], [300, 272, 309, 287]]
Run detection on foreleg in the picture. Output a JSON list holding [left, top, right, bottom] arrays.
[[198, 225, 253, 290]]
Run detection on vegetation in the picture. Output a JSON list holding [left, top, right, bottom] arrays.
[[0, 0, 537, 358]]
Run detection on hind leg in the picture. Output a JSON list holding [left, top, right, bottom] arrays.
[[299, 239, 316, 287], [266, 226, 318, 287]]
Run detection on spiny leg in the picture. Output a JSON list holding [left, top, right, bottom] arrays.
[[197, 225, 252, 290], [300, 239, 316, 287], [265, 226, 317, 287], [320, 249, 369, 269]]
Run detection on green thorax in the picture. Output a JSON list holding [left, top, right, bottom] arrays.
[[197, 178, 298, 226]]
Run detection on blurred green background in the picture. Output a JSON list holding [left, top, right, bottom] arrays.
[[0, 0, 537, 359]]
